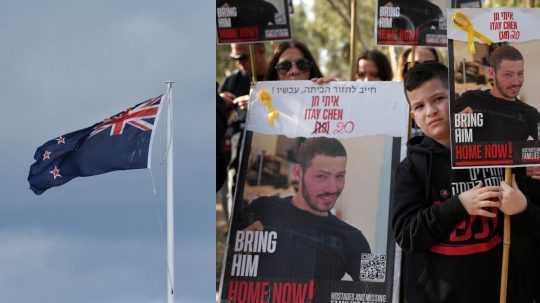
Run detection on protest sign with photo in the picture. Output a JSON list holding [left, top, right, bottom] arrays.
[[452, 0, 482, 8], [448, 8, 540, 168], [218, 81, 409, 303], [376, 0, 447, 46], [216, 0, 292, 44]]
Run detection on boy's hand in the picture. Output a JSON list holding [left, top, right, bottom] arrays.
[[500, 174, 527, 215], [458, 182, 501, 218]]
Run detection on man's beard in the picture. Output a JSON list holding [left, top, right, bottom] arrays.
[[301, 176, 341, 214], [494, 76, 521, 100]]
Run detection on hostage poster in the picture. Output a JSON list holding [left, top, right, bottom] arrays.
[[376, 0, 448, 46], [216, 0, 292, 44], [448, 8, 540, 168], [218, 81, 409, 303], [452, 0, 482, 8]]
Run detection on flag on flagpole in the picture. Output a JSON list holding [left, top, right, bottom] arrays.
[[28, 95, 164, 195]]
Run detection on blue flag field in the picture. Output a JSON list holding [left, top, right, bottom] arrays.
[[28, 95, 164, 195]]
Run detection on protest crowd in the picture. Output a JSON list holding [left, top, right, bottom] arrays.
[[216, 1, 540, 302]]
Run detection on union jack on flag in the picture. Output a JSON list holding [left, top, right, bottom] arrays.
[[89, 95, 161, 137], [28, 95, 165, 195]]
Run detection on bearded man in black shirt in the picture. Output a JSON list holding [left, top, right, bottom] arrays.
[[455, 45, 540, 142], [240, 137, 371, 281]]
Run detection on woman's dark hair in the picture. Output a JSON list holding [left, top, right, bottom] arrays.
[[355, 49, 393, 81], [398, 47, 440, 80], [264, 40, 323, 80]]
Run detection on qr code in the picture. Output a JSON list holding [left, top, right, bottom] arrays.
[[360, 253, 386, 283]]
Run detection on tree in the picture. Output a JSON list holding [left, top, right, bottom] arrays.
[[216, 0, 381, 83], [294, 0, 378, 79]]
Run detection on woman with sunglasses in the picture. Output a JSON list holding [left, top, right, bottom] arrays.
[[397, 47, 440, 80], [264, 40, 324, 81]]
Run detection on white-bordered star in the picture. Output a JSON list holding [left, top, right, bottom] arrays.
[[42, 150, 51, 160], [56, 136, 66, 144], [50, 166, 62, 179]]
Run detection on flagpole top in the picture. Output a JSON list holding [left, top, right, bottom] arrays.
[[164, 81, 175, 91]]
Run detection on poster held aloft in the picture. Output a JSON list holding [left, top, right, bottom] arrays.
[[216, 0, 292, 44], [218, 81, 409, 302], [448, 8, 540, 168], [448, 8, 540, 303], [376, 0, 447, 46], [452, 0, 482, 8]]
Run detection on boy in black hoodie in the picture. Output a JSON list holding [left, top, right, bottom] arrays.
[[392, 62, 540, 302]]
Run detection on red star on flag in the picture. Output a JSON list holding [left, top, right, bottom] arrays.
[[43, 150, 51, 161], [50, 166, 62, 179], [56, 136, 66, 144]]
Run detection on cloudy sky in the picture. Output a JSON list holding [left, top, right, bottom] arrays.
[[1, 1, 214, 302]]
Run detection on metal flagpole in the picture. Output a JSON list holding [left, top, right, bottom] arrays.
[[165, 81, 175, 303]]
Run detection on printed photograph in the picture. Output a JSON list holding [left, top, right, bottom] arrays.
[[376, 0, 447, 46], [450, 40, 540, 167], [216, 0, 292, 44], [219, 132, 400, 303]]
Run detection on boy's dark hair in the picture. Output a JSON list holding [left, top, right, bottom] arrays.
[[296, 137, 347, 169], [404, 62, 448, 92], [356, 49, 393, 81], [489, 44, 523, 70], [404, 62, 448, 105]]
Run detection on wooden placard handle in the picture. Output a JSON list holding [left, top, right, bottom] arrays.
[[499, 167, 512, 303]]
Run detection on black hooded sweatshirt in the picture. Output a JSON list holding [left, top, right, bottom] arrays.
[[392, 135, 540, 303]]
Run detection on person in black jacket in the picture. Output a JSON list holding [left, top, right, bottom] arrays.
[[219, 43, 268, 217], [392, 62, 540, 302], [220, 43, 267, 109]]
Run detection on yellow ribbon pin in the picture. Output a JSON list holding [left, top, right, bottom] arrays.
[[453, 12, 492, 55], [258, 89, 279, 126]]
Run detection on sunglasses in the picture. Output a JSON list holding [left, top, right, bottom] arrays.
[[403, 60, 438, 74], [275, 58, 313, 74]]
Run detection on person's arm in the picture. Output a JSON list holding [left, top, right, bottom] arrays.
[[501, 174, 540, 232], [219, 75, 241, 110], [392, 159, 468, 253]]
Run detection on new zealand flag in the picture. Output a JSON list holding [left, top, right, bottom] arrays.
[[28, 95, 164, 195]]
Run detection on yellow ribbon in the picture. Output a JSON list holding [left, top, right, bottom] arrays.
[[453, 12, 492, 55], [258, 89, 279, 126]]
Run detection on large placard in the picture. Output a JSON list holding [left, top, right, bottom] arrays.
[[448, 8, 540, 168], [376, 0, 448, 46], [216, 0, 292, 44], [218, 81, 409, 303]]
